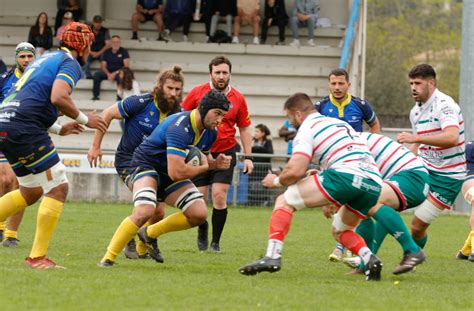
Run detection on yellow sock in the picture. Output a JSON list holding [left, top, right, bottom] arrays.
[[136, 221, 153, 256], [4, 229, 17, 239], [102, 217, 139, 262], [460, 230, 474, 255], [147, 212, 192, 238], [0, 190, 28, 222], [29, 197, 64, 258], [0, 221, 5, 232]]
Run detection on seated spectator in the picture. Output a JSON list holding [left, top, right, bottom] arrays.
[[278, 118, 296, 155], [209, 0, 236, 41], [131, 0, 165, 41], [83, 15, 111, 79], [117, 68, 140, 100], [232, 0, 260, 44], [249, 124, 274, 206], [261, 0, 288, 45], [55, 0, 84, 34], [56, 11, 74, 41], [289, 0, 320, 47], [92, 35, 130, 101], [163, 0, 193, 42], [28, 12, 53, 57]]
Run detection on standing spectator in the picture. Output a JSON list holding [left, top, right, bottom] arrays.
[[397, 64, 465, 250], [0, 22, 105, 269], [181, 56, 254, 252], [92, 35, 130, 101], [232, 0, 260, 44], [209, 0, 237, 41], [56, 12, 74, 41], [261, 0, 288, 45], [131, 0, 165, 41], [83, 15, 110, 79], [249, 124, 273, 205], [289, 0, 320, 47], [163, 0, 194, 42], [55, 0, 84, 34], [28, 12, 53, 57], [278, 119, 296, 155], [117, 68, 140, 100]]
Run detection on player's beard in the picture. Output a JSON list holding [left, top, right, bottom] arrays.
[[156, 89, 181, 114], [211, 77, 230, 92]]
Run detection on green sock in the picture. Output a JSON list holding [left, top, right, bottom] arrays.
[[372, 222, 388, 254], [414, 235, 428, 249], [355, 218, 375, 251], [373, 205, 419, 253]]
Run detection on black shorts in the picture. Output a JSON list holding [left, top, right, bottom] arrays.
[[141, 13, 156, 22], [192, 146, 237, 187]]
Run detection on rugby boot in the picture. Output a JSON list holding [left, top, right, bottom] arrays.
[[393, 249, 426, 275], [137, 227, 164, 263], [239, 256, 281, 276], [364, 254, 383, 281]]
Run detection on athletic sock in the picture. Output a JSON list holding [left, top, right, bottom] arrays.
[[355, 218, 375, 251], [211, 208, 227, 244], [461, 230, 474, 255], [4, 229, 17, 239], [102, 217, 139, 262], [265, 239, 283, 259], [0, 221, 5, 232], [29, 197, 64, 258], [372, 222, 389, 254], [146, 212, 192, 238], [265, 208, 294, 258], [373, 205, 419, 253], [470, 231, 474, 255], [339, 230, 372, 265], [0, 190, 28, 222], [414, 235, 428, 249]]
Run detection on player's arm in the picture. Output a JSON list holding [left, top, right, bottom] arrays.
[[262, 154, 310, 188], [369, 118, 381, 133], [279, 126, 296, 141], [239, 125, 254, 173], [167, 153, 209, 181], [397, 127, 459, 148], [88, 104, 122, 167]]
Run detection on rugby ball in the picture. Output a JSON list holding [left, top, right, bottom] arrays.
[[185, 145, 202, 166]]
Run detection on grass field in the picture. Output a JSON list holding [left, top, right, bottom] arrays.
[[0, 202, 472, 310]]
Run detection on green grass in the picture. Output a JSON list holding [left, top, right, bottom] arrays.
[[0, 203, 472, 311]]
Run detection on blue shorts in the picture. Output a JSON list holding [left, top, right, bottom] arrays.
[[0, 131, 59, 177], [115, 154, 134, 186], [129, 163, 192, 202]]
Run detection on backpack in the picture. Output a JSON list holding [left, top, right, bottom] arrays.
[[210, 30, 231, 43]]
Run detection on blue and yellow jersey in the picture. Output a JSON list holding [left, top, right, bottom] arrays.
[[314, 94, 377, 132], [0, 67, 22, 102], [115, 93, 176, 164], [0, 48, 81, 133], [132, 109, 217, 172]]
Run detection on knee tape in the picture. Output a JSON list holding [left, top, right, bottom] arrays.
[[133, 187, 157, 208], [283, 184, 306, 210], [332, 211, 356, 232], [17, 162, 68, 193], [414, 200, 443, 224], [464, 186, 474, 205], [175, 187, 204, 212]]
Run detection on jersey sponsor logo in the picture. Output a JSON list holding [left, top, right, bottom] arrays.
[[0, 111, 16, 121], [420, 149, 443, 164], [0, 101, 20, 108]]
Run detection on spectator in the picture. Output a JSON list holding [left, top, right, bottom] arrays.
[[261, 0, 288, 45], [209, 0, 237, 41], [163, 0, 194, 42], [92, 35, 130, 101], [232, 0, 260, 44], [56, 11, 74, 41], [289, 0, 320, 47], [28, 12, 53, 57], [131, 0, 165, 41], [249, 124, 274, 206], [193, 0, 213, 42], [278, 119, 296, 155], [55, 0, 84, 34], [83, 15, 111, 79], [0, 60, 6, 74], [117, 67, 140, 100]]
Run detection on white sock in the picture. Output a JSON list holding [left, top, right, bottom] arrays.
[[358, 246, 372, 265], [265, 239, 283, 259]]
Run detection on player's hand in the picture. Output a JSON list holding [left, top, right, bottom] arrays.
[[243, 159, 254, 175], [86, 111, 107, 133], [87, 146, 103, 168], [322, 204, 338, 219], [262, 172, 278, 188], [397, 132, 417, 144], [59, 121, 84, 136], [216, 154, 231, 170], [199, 151, 209, 171]]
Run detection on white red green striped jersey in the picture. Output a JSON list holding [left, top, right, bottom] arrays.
[[409, 89, 466, 180], [360, 132, 427, 180], [291, 112, 382, 185]]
